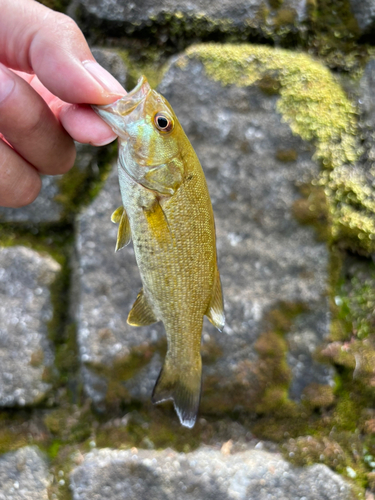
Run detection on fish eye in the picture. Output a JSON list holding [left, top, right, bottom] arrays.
[[154, 112, 174, 133]]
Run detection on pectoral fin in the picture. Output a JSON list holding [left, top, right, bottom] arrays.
[[111, 206, 124, 223], [205, 268, 225, 332], [111, 206, 132, 251], [127, 289, 158, 326]]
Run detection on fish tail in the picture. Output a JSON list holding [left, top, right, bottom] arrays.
[[151, 352, 202, 428]]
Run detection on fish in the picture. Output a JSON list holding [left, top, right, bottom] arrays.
[[92, 76, 224, 428]]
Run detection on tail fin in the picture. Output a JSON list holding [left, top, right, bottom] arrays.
[[151, 353, 202, 428]]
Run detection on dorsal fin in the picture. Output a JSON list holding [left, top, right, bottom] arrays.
[[127, 289, 158, 326], [205, 268, 225, 332], [111, 206, 132, 251]]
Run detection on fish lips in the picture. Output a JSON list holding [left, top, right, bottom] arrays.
[[92, 75, 151, 137]]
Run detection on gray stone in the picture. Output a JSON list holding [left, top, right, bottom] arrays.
[[70, 446, 353, 500], [0, 246, 60, 406], [349, 0, 375, 34], [91, 48, 128, 89], [0, 446, 50, 500], [75, 166, 165, 408], [76, 0, 308, 38]]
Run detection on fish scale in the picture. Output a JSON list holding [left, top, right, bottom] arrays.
[[92, 76, 224, 428]]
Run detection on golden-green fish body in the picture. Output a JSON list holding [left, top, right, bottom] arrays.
[[92, 76, 224, 428]]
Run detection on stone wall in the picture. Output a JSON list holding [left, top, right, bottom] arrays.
[[1, 0, 375, 498]]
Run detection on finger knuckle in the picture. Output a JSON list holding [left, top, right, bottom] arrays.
[[51, 12, 80, 34], [56, 141, 76, 174], [13, 177, 41, 207]]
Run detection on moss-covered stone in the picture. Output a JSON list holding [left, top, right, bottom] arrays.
[[302, 382, 335, 409], [257, 73, 282, 95], [201, 302, 308, 417], [185, 43, 375, 254], [86, 340, 166, 411], [122, 54, 167, 91], [276, 148, 298, 162], [292, 184, 330, 241], [56, 143, 117, 219], [187, 44, 358, 167]]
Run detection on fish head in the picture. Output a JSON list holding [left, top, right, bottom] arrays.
[[92, 76, 185, 195]]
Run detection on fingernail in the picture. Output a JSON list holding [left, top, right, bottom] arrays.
[[94, 134, 118, 147], [0, 65, 15, 104], [82, 61, 126, 95]]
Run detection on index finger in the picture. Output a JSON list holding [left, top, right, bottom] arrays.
[[0, 0, 126, 104]]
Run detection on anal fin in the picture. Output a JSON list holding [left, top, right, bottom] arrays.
[[111, 206, 132, 251], [205, 268, 225, 332], [152, 353, 202, 428], [127, 289, 158, 326]]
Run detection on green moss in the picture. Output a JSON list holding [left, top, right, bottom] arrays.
[[272, 7, 297, 29], [43, 403, 94, 444], [0, 421, 29, 454], [292, 184, 330, 241], [0, 411, 53, 455], [118, 49, 169, 90], [30, 349, 45, 368], [333, 259, 375, 340], [257, 73, 281, 95], [275, 148, 298, 162], [151, 11, 236, 41], [47, 443, 78, 500], [86, 340, 166, 411], [314, 0, 360, 37], [0, 223, 69, 265], [302, 383, 335, 409], [305, 0, 368, 74], [308, 0, 361, 62]]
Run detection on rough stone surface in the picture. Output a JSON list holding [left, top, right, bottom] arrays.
[[359, 59, 375, 170], [75, 166, 165, 407], [0, 246, 60, 406], [349, 0, 375, 34], [91, 48, 128, 89], [77, 0, 308, 37], [159, 53, 332, 406], [75, 48, 333, 411], [0, 446, 50, 500], [70, 446, 353, 500]]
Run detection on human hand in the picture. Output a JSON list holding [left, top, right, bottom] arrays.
[[0, 0, 126, 208]]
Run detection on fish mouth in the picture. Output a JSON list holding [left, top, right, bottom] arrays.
[[91, 76, 151, 134]]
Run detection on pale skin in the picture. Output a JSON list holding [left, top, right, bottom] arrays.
[[0, 0, 126, 208]]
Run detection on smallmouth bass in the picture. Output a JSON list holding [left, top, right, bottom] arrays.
[[92, 76, 224, 428]]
